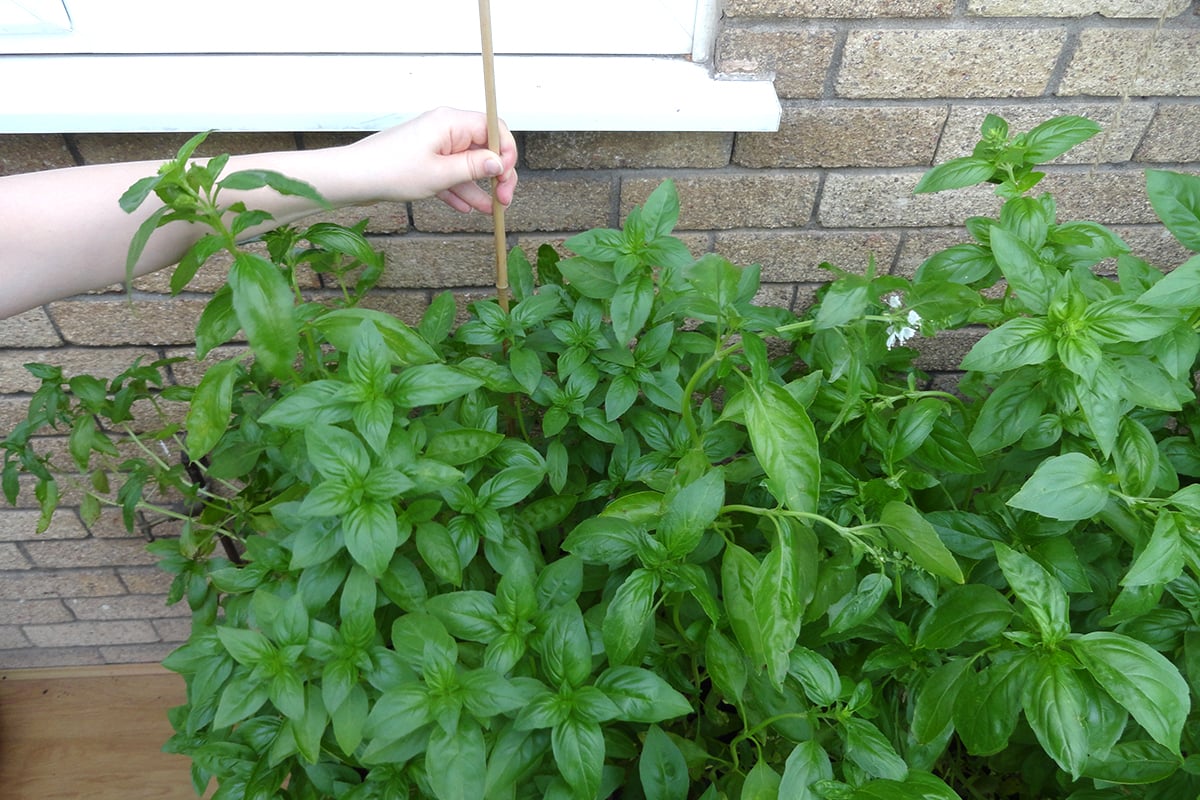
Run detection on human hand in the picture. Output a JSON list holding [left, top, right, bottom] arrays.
[[346, 107, 518, 213]]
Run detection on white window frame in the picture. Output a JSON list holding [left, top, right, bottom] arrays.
[[0, 0, 779, 133]]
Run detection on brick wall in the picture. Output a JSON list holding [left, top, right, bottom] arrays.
[[1, 1, 1198, 668]]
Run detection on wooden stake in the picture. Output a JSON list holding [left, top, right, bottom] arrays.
[[478, 0, 509, 312]]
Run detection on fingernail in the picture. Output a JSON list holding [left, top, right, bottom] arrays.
[[484, 158, 503, 177]]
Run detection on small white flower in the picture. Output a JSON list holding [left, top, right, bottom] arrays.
[[884, 306, 922, 350]]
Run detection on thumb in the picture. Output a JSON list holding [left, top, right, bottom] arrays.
[[462, 149, 505, 182]]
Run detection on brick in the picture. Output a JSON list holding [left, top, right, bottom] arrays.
[[163, 345, 248, 386], [968, 0, 1191, 16], [1038, 170, 1160, 224], [837, 29, 1067, 99], [22, 537, 159, 569], [412, 176, 612, 234], [714, 230, 904, 282], [525, 132, 732, 170], [1060, 30, 1200, 97], [0, 134, 75, 176], [117, 566, 176, 595], [913, 328, 987, 371], [819, 172, 1001, 228], [717, 27, 839, 99], [66, 594, 188, 621], [0, 544, 31, 570], [73, 132, 297, 165], [323, 202, 410, 235], [0, 346, 162, 393], [355, 292, 430, 327], [0, 308, 63, 347], [86, 508, 173, 540], [727, 0, 953, 15], [0, 646, 104, 669], [0, 509, 88, 542], [936, 103, 1155, 165], [0, 568, 126, 600], [1136, 105, 1200, 162], [100, 642, 182, 664], [0, 626, 29, 649], [1111, 225, 1196, 269], [622, 174, 820, 230], [47, 299, 210, 346], [377, 236, 496, 288], [756, 284, 800, 312], [152, 617, 193, 643], [896, 229, 975, 277], [23, 619, 160, 648], [0, 398, 31, 434], [734, 105, 948, 168], [0, 598, 73, 624]]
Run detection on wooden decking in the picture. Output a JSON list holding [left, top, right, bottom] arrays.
[[0, 664, 205, 800]]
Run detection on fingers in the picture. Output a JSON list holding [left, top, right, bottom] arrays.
[[431, 112, 518, 213]]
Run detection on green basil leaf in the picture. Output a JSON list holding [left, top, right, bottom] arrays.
[[915, 584, 1013, 650], [911, 658, 972, 745], [1022, 115, 1101, 162], [195, 285, 240, 358], [219, 169, 328, 206], [541, 602, 592, 688], [659, 468, 725, 560], [611, 274, 654, 345], [594, 665, 692, 724], [1007, 452, 1110, 521], [993, 542, 1070, 644], [343, 500, 398, 578], [393, 364, 484, 407], [426, 720, 486, 800], [551, 717, 605, 800], [639, 724, 688, 800], [779, 740, 832, 800], [1022, 651, 1091, 779], [954, 654, 1029, 756], [848, 772, 960, 800], [913, 156, 996, 194], [744, 380, 820, 515], [1069, 631, 1190, 753], [1146, 169, 1200, 250], [317, 308, 441, 365], [184, 358, 239, 459], [840, 717, 908, 781], [602, 568, 659, 665], [960, 316, 1056, 373], [229, 251, 298, 379], [563, 516, 644, 567], [740, 759, 782, 799], [1082, 740, 1182, 785], [880, 501, 964, 583]]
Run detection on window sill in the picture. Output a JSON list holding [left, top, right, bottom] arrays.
[[1, 54, 780, 133]]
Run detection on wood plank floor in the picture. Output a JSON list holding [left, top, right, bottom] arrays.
[[0, 664, 208, 800]]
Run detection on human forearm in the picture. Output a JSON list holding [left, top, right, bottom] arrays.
[[0, 108, 518, 319]]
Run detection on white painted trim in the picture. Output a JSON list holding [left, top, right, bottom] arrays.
[[1, 0, 699, 55], [0, 54, 781, 133]]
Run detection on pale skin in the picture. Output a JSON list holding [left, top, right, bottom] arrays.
[[0, 107, 518, 320]]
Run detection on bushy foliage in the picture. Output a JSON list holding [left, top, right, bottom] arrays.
[[5, 116, 1200, 799]]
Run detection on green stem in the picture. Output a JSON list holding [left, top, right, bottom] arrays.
[[681, 341, 743, 447]]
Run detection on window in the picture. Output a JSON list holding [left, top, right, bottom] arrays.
[[0, 0, 779, 133]]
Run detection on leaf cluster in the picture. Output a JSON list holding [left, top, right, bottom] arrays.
[[6, 116, 1200, 799]]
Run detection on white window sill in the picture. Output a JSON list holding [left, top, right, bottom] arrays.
[[0, 54, 780, 133]]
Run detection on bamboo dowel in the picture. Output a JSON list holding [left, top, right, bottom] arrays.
[[478, 0, 509, 312]]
